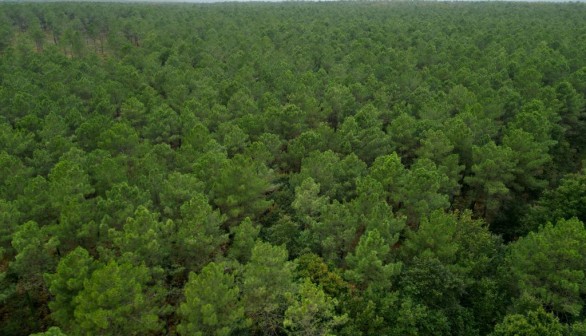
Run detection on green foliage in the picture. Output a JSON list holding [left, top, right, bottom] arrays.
[[45, 247, 96, 330], [242, 241, 295, 334], [29, 327, 67, 336], [173, 193, 229, 271], [345, 229, 401, 292], [522, 171, 586, 232], [46, 250, 164, 335], [284, 279, 348, 336], [211, 154, 276, 223], [400, 211, 505, 334], [292, 177, 328, 229], [392, 296, 450, 336], [568, 320, 586, 336], [109, 206, 172, 268], [337, 104, 391, 164], [349, 176, 405, 245], [97, 122, 140, 156], [398, 158, 450, 224], [506, 218, 586, 318], [178, 262, 249, 336], [399, 257, 466, 322], [97, 182, 150, 231], [291, 150, 367, 201], [228, 217, 260, 263], [1, 2, 586, 335], [502, 127, 552, 193], [370, 152, 406, 200], [370, 153, 450, 224], [295, 253, 347, 297], [416, 129, 463, 197], [0, 199, 21, 252], [158, 172, 205, 218], [72, 260, 163, 335], [308, 201, 359, 265], [402, 210, 502, 275], [491, 308, 564, 336], [465, 142, 517, 220], [11, 221, 58, 294]]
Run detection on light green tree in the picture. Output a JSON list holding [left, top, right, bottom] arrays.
[[109, 206, 172, 269], [45, 247, 97, 329], [177, 262, 249, 336], [416, 129, 464, 198], [284, 279, 348, 336], [228, 217, 260, 263], [72, 260, 163, 335], [29, 326, 67, 336], [47, 157, 97, 251], [242, 241, 295, 334], [369, 152, 406, 204], [491, 308, 564, 336], [174, 193, 229, 271], [397, 158, 450, 225], [11, 221, 58, 295], [345, 229, 401, 292], [292, 177, 328, 227]]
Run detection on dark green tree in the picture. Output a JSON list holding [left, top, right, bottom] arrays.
[[506, 218, 586, 319]]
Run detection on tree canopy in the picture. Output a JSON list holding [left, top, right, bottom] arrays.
[[0, 2, 585, 335]]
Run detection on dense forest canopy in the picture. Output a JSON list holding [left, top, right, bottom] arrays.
[[1, 2, 586, 335]]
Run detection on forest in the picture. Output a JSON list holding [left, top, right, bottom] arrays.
[[0, 1, 586, 335]]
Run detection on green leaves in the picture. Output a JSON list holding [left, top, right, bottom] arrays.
[[242, 241, 295, 334], [291, 150, 367, 202], [45, 247, 96, 328], [228, 217, 260, 263], [402, 210, 501, 273], [284, 279, 348, 336], [506, 218, 586, 318], [211, 154, 276, 223], [178, 262, 249, 336], [522, 171, 586, 232], [11, 221, 58, 293], [370, 153, 449, 224], [465, 142, 517, 219], [491, 308, 564, 336], [46, 249, 163, 335], [345, 229, 401, 292], [29, 327, 68, 336], [72, 260, 163, 335], [109, 206, 172, 268], [2, 3, 586, 335], [174, 193, 228, 269]]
